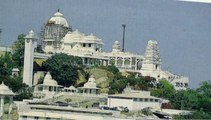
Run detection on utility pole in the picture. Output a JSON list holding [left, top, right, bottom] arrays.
[[122, 24, 126, 52]]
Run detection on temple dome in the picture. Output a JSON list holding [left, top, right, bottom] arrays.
[[112, 41, 121, 52], [0, 82, 15, 96], [49, 11, 69, 27], [43, 72, 58, 86]]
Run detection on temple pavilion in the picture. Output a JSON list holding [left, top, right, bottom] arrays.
[[33, 72, 63, 98], [79, 75, 100, 94], [0, 82, 15, 117]]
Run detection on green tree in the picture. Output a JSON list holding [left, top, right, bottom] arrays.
[[196, 81, 211, 113], [172, 80, 211, 119], [151, 79, 175, 99], [42, 53, 83, 87], [107, 64, 119, 74], [109, 79, 127, 94], [109, 75, 156, 94], [0, 76, 32, 101], [169, 90, 199, 110], [11, 34, 25, 67], [197, 80, 211, 97], [0, 53, 15, 76]]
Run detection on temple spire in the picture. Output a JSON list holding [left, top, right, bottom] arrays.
[[142, 40, 161, 70]]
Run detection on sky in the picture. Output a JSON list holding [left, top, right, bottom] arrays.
[[0, 0, 211, 88]]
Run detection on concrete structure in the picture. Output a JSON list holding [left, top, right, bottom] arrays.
[[23, 10, 189, 90], [171, 77, 189, 90], [0, 82, 15, 117], [63, 85, 78, 93], [15, 101, 137, 120], [23, 30, 37, 87], [79, 75, 100, 94], [11, 68, 19, 77], [107, 85, 161, 111]]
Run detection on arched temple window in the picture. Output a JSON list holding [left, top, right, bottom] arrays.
[[117, 58, 123, 66], [124, 59, 130, 66], [109, 59, 115, 65]]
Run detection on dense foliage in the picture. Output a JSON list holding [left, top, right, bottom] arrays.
[[0, 76, 33, 101], [151, 79, 175, 99], [151, 80, 211, 119], [11, 34, 25, 68], [106, 64, 119, 74], [0, 53, 13, 76], [0, 34, 33, 101], [42, 53, 83, 87], [109, 74, 156, 94]]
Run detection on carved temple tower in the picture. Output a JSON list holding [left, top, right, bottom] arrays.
[[141, 40, 161, 71], [42, 10, 71, 53]]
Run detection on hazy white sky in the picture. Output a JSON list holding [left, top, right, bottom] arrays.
[[178, 0, 211, 3], [0, 0, 211, 88]]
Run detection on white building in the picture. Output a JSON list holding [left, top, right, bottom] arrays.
[[23, 10, 189, 90], [15, 101, 137, 120], [107, 85, 161, 111], [33, 72, 63, 98]]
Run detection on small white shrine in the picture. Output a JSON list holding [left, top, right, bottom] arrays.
[[0, 82, 15, 117], [79, 75, 100, 94], [11, 68, 19, 77], [63, 85, 78, 93], [33, 72, 63, 98]]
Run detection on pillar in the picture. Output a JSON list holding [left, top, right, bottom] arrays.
[[115, 57, 117, 66], [23, 30, 37, 87], [0, 96, 4, 117], [135, 59, 138, 70], [130, 58, 132, 69], [122, 58, 125, 68], [8, 96, 13, 115]]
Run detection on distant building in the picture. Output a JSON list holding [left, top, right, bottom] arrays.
[[23, 10, 189, 90], [107, 85, 161, 111], [0, 46, 11, 56]]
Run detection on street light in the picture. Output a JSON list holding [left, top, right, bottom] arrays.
[[122, 24, 126, 52]]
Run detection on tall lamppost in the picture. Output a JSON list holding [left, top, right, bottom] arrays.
[[122, 24, 126, 52]]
